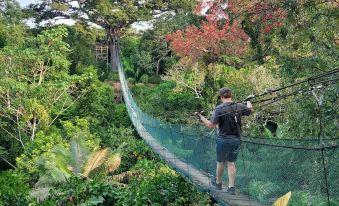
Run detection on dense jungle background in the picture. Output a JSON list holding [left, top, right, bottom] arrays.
[[0, 0, 338, 205]]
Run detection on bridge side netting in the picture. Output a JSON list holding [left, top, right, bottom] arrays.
[[115, 47, 338, 205]]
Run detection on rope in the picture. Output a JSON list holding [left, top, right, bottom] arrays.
[[241, 136, 339, 142], [252, 77, 338, 105], [240, 139, 338, 151], [251, 68, 339, 99]]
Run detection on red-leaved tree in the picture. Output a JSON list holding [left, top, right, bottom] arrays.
[[166, 0, 249, 63]]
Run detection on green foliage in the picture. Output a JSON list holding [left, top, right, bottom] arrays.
[[40, 176, 118, 206], [120, 36, 140, 59], [0, 170, 30, 206], [139, 74, 149, 84], [288, 191, 336, 206], [65, 24, 108, 79], [275, 2, 339, 80], [61, 118, 101, 150], [148, 75, 163, 84], [111, 104, 132, 128], [0, 26, 89, 161], [0, 0, 25, 48], [31, 137, 124, 202], [16, 118, 99, 176], [0, 4, 212, 206], [98, 126, 153, 172], [71, 77, 116, 127], [117, 159, 210, 206], [132, 81, 203, 123], [247, 180, 280, 202], [16, 130, 66, 175]]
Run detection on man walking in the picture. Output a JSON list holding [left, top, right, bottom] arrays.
[[195, 87, 253, 194]]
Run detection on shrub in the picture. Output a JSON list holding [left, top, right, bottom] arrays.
[[148, 75, 163, 84], [247, 180, 280, 202], [117, 159, 211, 206], [0, 170, 30, 206], [40, 176, 118, 206], [112, 104, 132, 128], [139, 74, 149, 83], [98, 126, 154, 172], [16, 130, 67, 175], [127, 77, 135, 84]]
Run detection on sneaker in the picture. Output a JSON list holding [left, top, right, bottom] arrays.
[[227, 187, 235, 195], [211, 177, 222, 190]]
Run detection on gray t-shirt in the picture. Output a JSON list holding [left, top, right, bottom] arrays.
[[210, 102, 251, 138]]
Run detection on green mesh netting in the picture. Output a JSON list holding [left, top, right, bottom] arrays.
[[115, 47, 338, 206]]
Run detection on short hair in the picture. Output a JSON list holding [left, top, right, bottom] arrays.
[[219, 87, 232, 98]]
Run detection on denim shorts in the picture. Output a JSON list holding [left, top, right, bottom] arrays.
[[216, 137, 241, 162]]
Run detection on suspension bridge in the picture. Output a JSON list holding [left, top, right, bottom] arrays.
[[113, 43, 338, 206]]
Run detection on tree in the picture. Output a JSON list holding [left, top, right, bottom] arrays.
[[162, 62, 206, 98], [166, 0, 249, 63], [27, 0, 196, 70], [0, 0, 25, 48], [0, 27, 88, 162]]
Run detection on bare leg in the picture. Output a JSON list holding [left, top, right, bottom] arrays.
[[227, 161, 236, 187], [216, 161, 225, 184]]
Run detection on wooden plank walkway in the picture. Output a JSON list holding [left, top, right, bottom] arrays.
[[118, 57, 264, 206]]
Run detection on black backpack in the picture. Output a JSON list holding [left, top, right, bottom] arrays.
[[223, 103, 242, 136]]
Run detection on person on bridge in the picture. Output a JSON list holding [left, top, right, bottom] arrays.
[[195, 87, 253, 195]]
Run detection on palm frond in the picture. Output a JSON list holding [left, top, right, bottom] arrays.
[[30, 187, 53, 202], [83, 148, 108, 177], [37, 154, 70, 186], [69, 139, 89, 174], [105, 153, 121, 173], [51, 145, 69, 160], [273, 191, 291, 206], [35, 175, 57, 188], [52, 145, 72, 176], [44, 160, 70, 183]]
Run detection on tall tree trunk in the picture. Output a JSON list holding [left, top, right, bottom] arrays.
[[108, 28, 118, 71], [109, 38, 116, 71], [156, 50, 170, 76]]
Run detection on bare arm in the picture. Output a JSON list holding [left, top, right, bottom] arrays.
[[197, 114, 217, 128]]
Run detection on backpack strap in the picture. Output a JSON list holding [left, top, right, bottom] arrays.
[[229, 103, 242, 137]]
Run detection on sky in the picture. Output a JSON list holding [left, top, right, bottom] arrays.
[[18, 0, 36, 8], [16, 0, 150, 30]]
